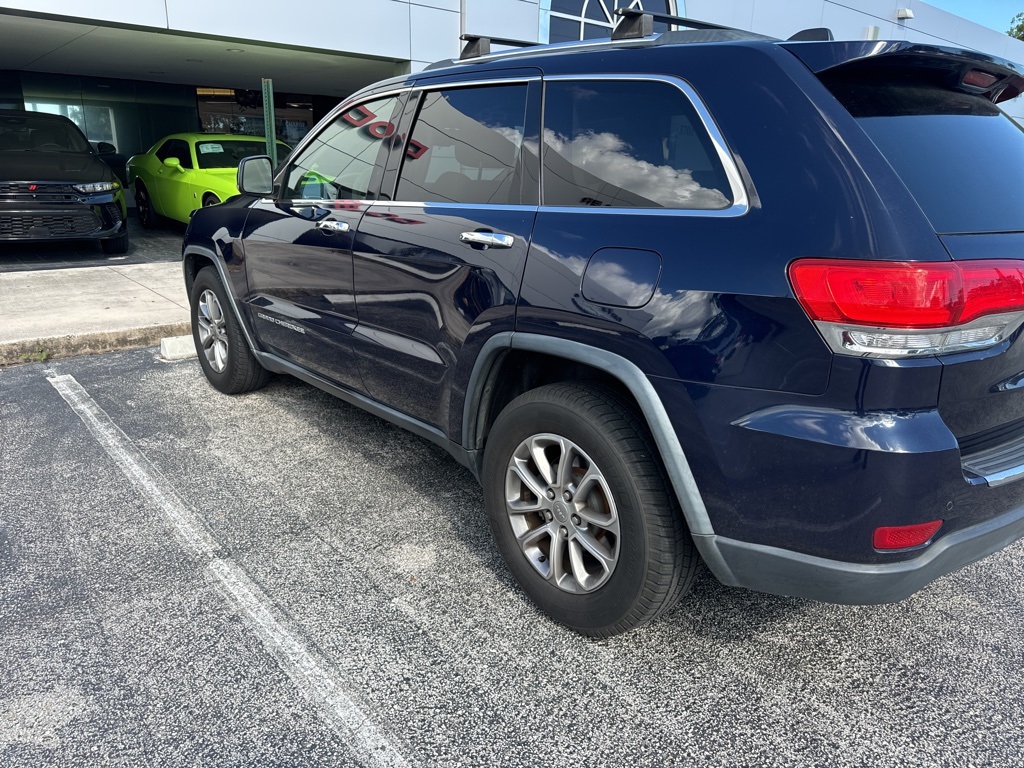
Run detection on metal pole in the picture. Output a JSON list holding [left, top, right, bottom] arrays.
[[261, 78, 277, 167]]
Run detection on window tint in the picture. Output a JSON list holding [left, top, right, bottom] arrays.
[[155, 139, 193, 169], [283, 95, 401, 201], [195, 139, 284, 170], [826, 80, 1024, 234], [542, 80, 732, 209], [395, 85, 529, 205]]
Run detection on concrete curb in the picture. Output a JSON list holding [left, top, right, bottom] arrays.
[[0, 322, 191, 366]]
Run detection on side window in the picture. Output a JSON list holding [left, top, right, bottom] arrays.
[[283, 95, 401, 201], [155, 139, 193, 169], [395, 84, 529, 205], [542, 79, 732, 209]]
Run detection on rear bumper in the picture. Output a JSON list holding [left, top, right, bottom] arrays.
[[696, 502, 1024, 603]]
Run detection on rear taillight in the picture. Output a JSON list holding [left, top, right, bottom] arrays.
[[788, 259, 1024, 357]]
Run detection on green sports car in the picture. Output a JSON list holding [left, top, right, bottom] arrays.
[[126, 133, 290, 226]]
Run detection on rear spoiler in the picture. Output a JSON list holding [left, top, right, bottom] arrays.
[[781, 40, 1024, 103]]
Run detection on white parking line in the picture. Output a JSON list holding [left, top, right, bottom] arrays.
[[48, 373, 412, 768]]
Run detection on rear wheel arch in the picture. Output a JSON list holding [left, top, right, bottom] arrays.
[[464, 333, 717, 541]]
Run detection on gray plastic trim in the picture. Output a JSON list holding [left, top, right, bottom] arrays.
[[475, 333, 718, 538], [700, 501, 1024, 604], [183, 246, 263, 358]]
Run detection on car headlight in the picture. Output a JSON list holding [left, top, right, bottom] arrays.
[[74, 180, 121, 194]]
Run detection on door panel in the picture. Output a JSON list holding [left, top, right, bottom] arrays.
[[351, 79, 540, 431], [241, 93, 405, 390], [242, 200, 366, 389], [353, 204, 535, 428]]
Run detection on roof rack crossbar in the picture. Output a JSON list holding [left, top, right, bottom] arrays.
[[459, 34, 538, 60], [611, 7, 733, 40]]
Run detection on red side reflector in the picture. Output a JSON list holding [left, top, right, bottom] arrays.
[[788, 259, 1024, 329], [964, 69, 999, 89], [873, 520, 943, 550]]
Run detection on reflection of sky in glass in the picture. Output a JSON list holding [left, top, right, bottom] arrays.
[[543, 128, 729, 208]]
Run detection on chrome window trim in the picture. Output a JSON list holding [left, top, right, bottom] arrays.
[[368, 201, 537, 211], [540, 73, 749, 217], [411, 76, 540, 92]]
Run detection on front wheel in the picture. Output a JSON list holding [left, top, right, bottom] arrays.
[[482, 383, 698, 637], [189, 266, 271, 394]]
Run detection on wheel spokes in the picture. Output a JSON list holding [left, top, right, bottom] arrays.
[[504, 432, 619, 594]]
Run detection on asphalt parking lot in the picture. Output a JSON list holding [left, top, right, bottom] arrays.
[[2, 347, 1023, 767]]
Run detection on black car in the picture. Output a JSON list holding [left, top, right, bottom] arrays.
[[0, 110, 129, 253], [182, 9, 1024, 636]]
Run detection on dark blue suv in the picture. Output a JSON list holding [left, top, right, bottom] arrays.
[[181, 11, 1024, 636]]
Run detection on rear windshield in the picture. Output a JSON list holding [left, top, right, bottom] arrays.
[[827, 80, 1024, 235]]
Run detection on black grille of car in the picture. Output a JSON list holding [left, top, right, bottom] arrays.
[[0, 213, 100, 237], [0, 182, 80, 203]]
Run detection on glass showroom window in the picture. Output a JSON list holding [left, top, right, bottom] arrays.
[[548, 0, 678, 43], [24, 101, 118, 147]]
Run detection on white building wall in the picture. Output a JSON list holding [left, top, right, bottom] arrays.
[[0, 0, 542, 72], [685, 0, 1024, 119]]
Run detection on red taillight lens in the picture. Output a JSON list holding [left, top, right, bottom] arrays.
[[873, 520, 943, 550], [789, 259, 1024, 329]]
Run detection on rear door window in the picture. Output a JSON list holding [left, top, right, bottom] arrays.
[[541, 78, 732, 209], [826, 78, 1024, 234], [394, 84, 530, 205]]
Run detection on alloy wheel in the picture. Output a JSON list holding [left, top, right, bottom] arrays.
[[504, 433, 620, 593], [196, 289, 229, 373]]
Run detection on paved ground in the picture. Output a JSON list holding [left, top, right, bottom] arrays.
[[0, 213, 183, 273], [2, 348, 1023, 767], [0, 213, 189, 365]]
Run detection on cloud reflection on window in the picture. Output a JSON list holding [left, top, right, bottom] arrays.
[[543, 128, 730, 209]]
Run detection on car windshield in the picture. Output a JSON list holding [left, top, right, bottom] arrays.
[[195, 139, 287, 169], [0, 114, 91, 153]]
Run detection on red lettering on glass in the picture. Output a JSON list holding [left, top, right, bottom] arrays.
[[366, 121, 396, 139], [342, 104, 376, 127], [405, 140, 427, 160]]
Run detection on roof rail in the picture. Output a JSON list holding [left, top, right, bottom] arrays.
[[611, 7, 732, 40], [459, 33, 539, 60]]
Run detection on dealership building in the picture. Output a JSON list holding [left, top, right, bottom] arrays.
[[1, 0, 1023, 159]]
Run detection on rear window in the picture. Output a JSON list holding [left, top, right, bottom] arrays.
[[828, 79, 1024, 235]]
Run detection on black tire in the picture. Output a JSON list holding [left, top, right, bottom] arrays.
[[202, 194, 220, 208], [483, 383, 698, 637], [100, 228, 129, 254], [135, 182, 156, 229], [189, 266, 271, 394]]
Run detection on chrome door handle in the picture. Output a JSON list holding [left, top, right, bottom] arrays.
[[315, 219, 350, 234], [459, 231, 514, 249]]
